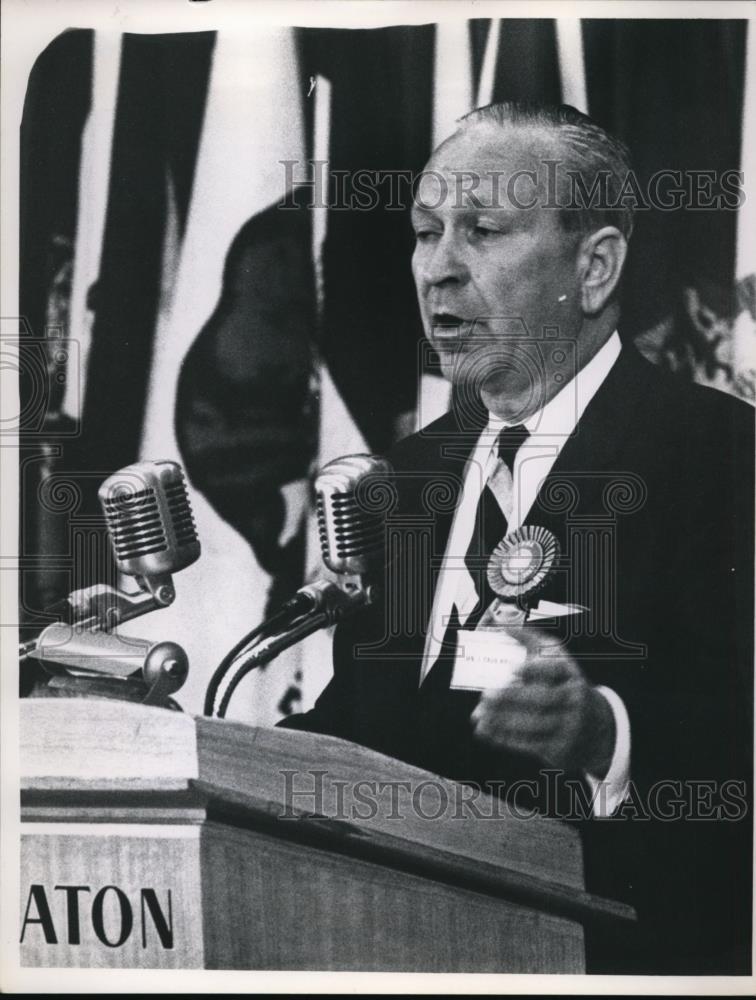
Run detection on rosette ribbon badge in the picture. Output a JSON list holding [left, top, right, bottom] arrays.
[[450, 526, 587, 691]]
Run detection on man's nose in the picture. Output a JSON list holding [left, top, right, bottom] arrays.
[[418, 233, 470, 287]]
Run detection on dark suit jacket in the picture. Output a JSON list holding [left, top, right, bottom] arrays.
[[282, 347, 754, 974]]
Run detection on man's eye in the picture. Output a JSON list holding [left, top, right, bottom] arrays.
[[414, 229, 440, 242], [473, 225, 500, 237]]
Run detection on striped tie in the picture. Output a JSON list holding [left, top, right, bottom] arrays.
[[463, 423, 529, 623]]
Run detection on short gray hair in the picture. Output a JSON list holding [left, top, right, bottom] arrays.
[[459, 101, 635, 242]]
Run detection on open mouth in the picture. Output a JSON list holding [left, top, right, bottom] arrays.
[[431, 312, 470, 340]]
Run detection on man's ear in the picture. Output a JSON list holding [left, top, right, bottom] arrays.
[[577, 227, 628, 315]]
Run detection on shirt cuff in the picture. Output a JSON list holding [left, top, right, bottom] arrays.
[[585, 685, 631, 817]]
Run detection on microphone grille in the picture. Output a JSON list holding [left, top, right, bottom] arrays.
[[98, 461, 200, 577], [101, 484, 167, 560], [165, 477, 199, 549], [316, 454, 394, 575]]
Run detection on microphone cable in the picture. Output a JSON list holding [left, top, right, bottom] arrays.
[[203, 613, 280, 717], [216, 612, 329, 719], [202, 588, 321, 716]]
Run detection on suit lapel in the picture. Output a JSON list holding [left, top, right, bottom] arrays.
[[520, 347, 656, 619], [397, 404, 487, 562], [378, 406, 483, 692], [526, 347, 654, 530]]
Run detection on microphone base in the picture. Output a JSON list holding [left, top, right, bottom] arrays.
[[25, 672, 183, 711]]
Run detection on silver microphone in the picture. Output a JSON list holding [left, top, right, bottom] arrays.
[[27, 461, 200, 635], [20, 461, 198, 703], [98, 460, 201, 605], [269, 453, 395, 621], [315, 454, 394, 593]]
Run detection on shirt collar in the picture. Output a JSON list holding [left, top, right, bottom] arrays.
[[483, 331, 622, 443]]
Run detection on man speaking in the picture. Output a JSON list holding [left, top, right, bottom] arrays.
[[281, 101, 754, 975]]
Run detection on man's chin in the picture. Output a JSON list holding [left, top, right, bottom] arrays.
[[431, 338, 472, 371], [432, 341, 536, 394], [435, 351, 460, 383], [434, 345, 496, 387], [478, 371, 545, 421]]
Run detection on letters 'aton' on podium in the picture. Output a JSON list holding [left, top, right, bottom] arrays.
[[20, 699, 634, 971]]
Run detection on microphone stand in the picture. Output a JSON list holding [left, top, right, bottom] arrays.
[[19, 580, 175, 661], [18, 576, 185, 708]]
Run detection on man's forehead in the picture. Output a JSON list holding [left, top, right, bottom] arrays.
[[430, 122, 550, 169], [414, 122, 559, 211]]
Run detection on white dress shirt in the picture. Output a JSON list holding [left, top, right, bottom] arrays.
[[420, 331, 630, 816]]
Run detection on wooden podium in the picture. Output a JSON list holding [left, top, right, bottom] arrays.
[[19, 698, 634, 971]]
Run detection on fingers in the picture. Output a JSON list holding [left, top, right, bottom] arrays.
[[471, 703, 564, 760], [472, 681, 575, 738], [467, 625, 587, 768], [502, 624, 557, 652], [496, 625, 578, 684], [470, 668, 588, 768], [517, 657, 574, 685], [472, 702, 559, 743], [476, 681, 567, 714]]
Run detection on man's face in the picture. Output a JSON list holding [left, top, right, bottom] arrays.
[[411, 123, 584, 413]]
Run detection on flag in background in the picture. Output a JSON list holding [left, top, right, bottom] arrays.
[[138, 27, 315, 723], [582, 19, 748, 369], [17, 28, 94, 644], [19, 16, 754, 723], [81, 32, 215, 478], [303, 23, 435, 453], [64, 30, 121, 426]]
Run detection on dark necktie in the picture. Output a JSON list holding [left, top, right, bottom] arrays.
[[463, 423, 529, 621]]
